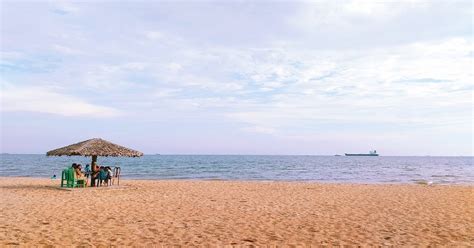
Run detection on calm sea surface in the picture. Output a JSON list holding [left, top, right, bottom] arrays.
[[0, 154, 473, 184]]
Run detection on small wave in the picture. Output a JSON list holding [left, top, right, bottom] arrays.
[[431, 175, 459, 178], [412, 179, 433, 185]]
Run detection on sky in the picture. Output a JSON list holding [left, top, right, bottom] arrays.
[[0, 0, 473, 155]]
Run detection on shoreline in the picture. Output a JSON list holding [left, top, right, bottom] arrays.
[[1, 176, 473, 186], [1, 177, 473, 246]]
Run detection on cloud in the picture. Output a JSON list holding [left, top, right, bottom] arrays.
[[52, 44, 83, 55], [0, 83, 121, 117], [395, 78, 452, 84], [51, 1, 80, 15], [288, 1, 472, 49], [222, 37, 472, 136], [166, 63, 182, 73], [144, 31, 164, 40], [1, 1, 471, 154], [242, 126, 276, 135], [153, 88, 182, 98]]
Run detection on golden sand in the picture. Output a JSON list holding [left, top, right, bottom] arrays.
[[0, 177, 473, 246]]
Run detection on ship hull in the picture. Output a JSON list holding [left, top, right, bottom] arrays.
[[345, 153, 379, 156]]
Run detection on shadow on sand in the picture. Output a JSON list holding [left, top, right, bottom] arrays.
[[0, 184, 68, 191]]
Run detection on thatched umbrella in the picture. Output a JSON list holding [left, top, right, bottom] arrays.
[[47, 138, 143, 186]]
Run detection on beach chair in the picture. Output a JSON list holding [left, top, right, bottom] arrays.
[[76, 176, 86, 188], [111, 167, 121, 186], [61, 168, 75, 188], [60, 167, 86, 188], [71, 168, 86, 188], [60, 168, 71, 188], [98, 169, 109, 186]]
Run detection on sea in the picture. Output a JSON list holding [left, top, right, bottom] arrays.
[[0, 154, 473, 184]]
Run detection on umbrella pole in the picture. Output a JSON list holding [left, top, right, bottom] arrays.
[[91, 155, 97, 187]]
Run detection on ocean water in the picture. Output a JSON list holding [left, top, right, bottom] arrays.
[[0, 154, 473, 184]]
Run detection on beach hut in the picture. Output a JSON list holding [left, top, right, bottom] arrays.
[[46, 138, 143, 186]]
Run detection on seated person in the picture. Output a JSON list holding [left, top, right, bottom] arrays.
[[91, 162, 101, 186], [91, 162, 100, 177], [106, 166, 113, 180], [84, 164, 91, 178], [74, 164, 85, 180], [99, 166, 109, 186]]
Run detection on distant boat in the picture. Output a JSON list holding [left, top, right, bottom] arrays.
[[345, 150, 379, 156], [334, 154, 342, 157]]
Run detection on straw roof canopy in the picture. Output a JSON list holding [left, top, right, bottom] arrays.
[[46, 138, 143, 157]]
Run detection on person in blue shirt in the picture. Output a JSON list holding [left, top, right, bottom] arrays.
[[84, 164, 91, 177], [99, 166, 108, 186]]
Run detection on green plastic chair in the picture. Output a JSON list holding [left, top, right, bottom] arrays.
[[61, 167, 86, 188], [60, 168, 68, 187]]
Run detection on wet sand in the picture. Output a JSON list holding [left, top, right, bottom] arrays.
[[0, 177, 473, 246]]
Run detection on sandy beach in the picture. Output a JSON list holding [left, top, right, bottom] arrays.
[[0, 177, 473, 246]]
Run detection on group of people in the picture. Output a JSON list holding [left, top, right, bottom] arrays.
[[71, 162, 114, 186]]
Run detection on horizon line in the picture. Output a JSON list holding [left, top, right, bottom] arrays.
[[1, 153, 472, 157]]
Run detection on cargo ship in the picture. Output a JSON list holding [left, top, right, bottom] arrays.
[[345, 150, 379, 156]]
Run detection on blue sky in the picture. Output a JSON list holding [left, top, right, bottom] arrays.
[[0, 1, 472, 155]]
